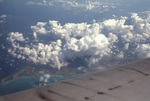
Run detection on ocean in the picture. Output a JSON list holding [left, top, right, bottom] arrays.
[[0, 75, 79, 96]]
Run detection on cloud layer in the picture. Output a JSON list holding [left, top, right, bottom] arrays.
[[7, 13, 150, 69]]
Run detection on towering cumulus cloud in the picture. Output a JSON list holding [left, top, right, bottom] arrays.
[[7, 13, 150, 69]]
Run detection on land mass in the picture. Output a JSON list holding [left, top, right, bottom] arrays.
[[2, 65, 85, 83]]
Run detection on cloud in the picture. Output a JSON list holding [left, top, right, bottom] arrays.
[[7, 13, 150, 69], [28, 0, 50, 6], [31, 22, 48, 34], [0, 14, 7, 18], [0, 14, 7, 23], [85, 1, 101, 10], [136, 44, 150, 58], [27, 0, 116, 13], [7, 32, 26, 42], [40, 74, 51, 85]]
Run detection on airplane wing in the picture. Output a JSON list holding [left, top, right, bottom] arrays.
[[0, 58, 150, 101]]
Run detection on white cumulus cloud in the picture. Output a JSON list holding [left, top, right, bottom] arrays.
[[7, 13, 150, 69], [136, 44, 150, 58], [40, 74, 51, 85], [7, 32, 26, 42]]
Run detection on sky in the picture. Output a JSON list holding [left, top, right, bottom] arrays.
[[0, 0, 150, 78]]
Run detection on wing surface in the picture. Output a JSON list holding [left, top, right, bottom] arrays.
[[1, 58, 150, 101]]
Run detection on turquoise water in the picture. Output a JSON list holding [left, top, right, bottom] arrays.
[[0, 75, 71, 96]]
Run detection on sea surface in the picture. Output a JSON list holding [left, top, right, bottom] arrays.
[[0, 74, 81, 96]]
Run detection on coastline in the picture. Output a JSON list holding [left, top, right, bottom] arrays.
[[0, 75, 66, 96]]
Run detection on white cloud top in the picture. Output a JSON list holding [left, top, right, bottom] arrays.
[[7, 13, 150, 69], [7, 32, 25, 42], [40, 74, 51, 85]]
